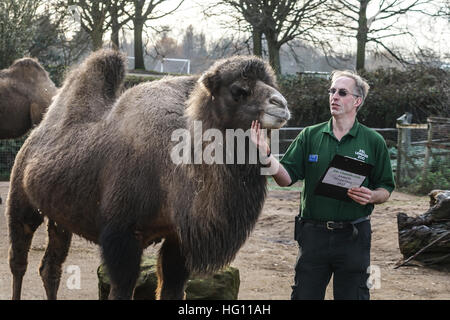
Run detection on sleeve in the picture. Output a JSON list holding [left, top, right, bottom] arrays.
[[280, 130, 306, 185], [369, 136, 395, 194]]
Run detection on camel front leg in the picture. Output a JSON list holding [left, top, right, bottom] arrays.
[[99, 224, 143, 300], [156, 237, 190, 300]]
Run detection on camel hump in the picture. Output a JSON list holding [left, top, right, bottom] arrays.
[[55, 49, 126, 123], [81, 49, 126, 99], [11, 57, 45, 71], [1, 57, 48, 80]]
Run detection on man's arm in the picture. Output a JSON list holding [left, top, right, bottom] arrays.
[[347, 187, 390, 205], [251, 120, 292, 187], [267, 155, 292, 187]]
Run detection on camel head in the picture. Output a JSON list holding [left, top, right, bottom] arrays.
[[187, 56, 290, 130], [0, 57, 57, 138]]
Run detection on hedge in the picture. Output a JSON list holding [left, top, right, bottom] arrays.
[[123, 65, 449, 128], [278, 66, 449, 128]]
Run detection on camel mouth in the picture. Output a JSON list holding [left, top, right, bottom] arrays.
[[261, 111, 289, 129], [264, 110, 290, 121]]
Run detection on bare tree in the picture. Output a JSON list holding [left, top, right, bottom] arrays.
[[182, 25, 195, 59], [327, 0, 444, 71], [152, 30, 181, 59], [432, 0, 450, 21], [128, 0, 183, 70], [109, 0, 134, 48], [68, 0, 113, 50], [181, 25, 208, 59], [209, 0, 328, 74], [210, 1, 265, 57]]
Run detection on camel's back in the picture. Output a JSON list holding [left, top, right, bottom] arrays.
[[112, 76, 196, 120]]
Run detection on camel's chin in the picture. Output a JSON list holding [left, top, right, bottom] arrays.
[[260, 113, 288, 129]]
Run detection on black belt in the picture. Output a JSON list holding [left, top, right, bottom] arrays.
[[300, 216, 370, 239], [301, 216, 369, 229]]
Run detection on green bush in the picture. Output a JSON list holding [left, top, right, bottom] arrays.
[[279, 66, 449, 128], [124, 71, 185, 89], [278, 74, 330, 127], [124, 74, 161, 89], [400, 156, 450, 195], [0, 137, 26, 181]]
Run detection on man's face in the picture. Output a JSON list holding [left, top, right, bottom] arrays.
[[329, 76, 361, 118]]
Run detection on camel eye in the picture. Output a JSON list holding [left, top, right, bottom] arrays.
[[230, 83, 249, 102]]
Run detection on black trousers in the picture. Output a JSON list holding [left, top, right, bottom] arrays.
[[291, 218, 371, 300]]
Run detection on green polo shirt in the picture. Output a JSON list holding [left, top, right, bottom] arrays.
[[280, 118, 395, 222]]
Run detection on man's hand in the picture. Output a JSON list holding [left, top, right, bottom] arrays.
[[251, 120, 270, 155], [348, 187, 390, 205], [347, 186, 373, 205]]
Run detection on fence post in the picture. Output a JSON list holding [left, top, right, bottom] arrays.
[[396, 113, 412, 187], [421, 118, 433, 184], [396, 125, 403, 186]]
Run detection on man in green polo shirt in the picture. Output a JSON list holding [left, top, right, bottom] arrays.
[[251, 70, 395, 300]]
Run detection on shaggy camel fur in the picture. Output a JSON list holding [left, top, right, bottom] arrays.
[[0, 57, 57, 139], [6, 49, 290, 300]]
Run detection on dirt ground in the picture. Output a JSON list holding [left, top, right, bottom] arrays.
[[0, 181, 449, 300]]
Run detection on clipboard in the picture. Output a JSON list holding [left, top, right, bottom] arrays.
[[314, 154, 373, 201]]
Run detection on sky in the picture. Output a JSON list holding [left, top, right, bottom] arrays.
[[151, 0, 226, 37], [66, 0, 448, 64], [152, 0, 449, 61]]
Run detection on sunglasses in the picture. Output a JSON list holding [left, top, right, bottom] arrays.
[[328, 88, 360, 97]]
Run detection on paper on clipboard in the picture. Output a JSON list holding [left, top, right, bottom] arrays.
[[314, 154, 373, 201], [321, 167, 366, 189]]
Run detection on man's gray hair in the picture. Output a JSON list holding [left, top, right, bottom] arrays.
[[330, 70, 370, 109]]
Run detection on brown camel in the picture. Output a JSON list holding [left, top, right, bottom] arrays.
[[0, 57, 57, 139], [6, 49, 290, 300]]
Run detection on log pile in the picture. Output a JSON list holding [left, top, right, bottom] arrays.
[[396, 190, 450, 268]]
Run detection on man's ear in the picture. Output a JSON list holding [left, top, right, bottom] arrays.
[[199, 71, 221, 96], [354, 96, 363, 109]]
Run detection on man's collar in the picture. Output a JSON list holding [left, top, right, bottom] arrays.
[[322, 118, 333, 135], [322, 118, 360, 137], [347, 118, 360, 137]]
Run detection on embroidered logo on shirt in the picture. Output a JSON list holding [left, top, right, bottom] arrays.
[[308, 154, 318, 162], [355, 149, 368, 161]]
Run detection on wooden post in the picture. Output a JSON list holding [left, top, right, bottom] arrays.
[[396, 124, 403, 186], [396, 113, 412, 187], [422, 118, 433, 184]]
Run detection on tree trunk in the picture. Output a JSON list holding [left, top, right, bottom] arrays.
[[265, 31, 281, 75], [110, 11, 120, 49], [111, 27, 120, 50], [134, 19, 145, 70], [356, 0, 369, 71], [91, 27, 104, 51], [252, 29, 263, 57]]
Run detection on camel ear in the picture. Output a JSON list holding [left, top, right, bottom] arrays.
[[199, 71, 221, 95]]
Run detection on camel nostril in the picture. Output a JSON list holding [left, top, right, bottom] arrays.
[[269, 95, 287, 109]]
